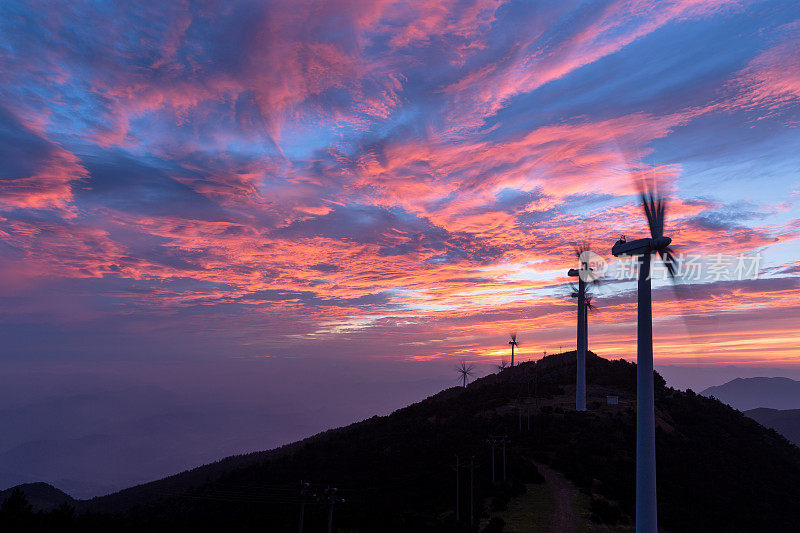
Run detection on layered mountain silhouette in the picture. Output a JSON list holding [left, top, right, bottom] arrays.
[[699, 378, 800, 448], [3, 352, 800, 532], [700, 377, 800, 411]]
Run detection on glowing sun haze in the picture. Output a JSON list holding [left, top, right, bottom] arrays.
[[1, 0, 799, 368]]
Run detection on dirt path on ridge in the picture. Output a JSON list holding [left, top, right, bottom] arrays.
[[535, 463, 578, 533]]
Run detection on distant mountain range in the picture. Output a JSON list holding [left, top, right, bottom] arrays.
[[700, 378, 800, 447], [701, 377, 800, 411], [4, 353, 800, 532], [0, 368, 451, 500]]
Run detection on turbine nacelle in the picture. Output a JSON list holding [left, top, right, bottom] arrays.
[[508, 332, 518, 347], [507, 332, 518, 366], [567, 266, 594, 279], [611, 236, 672, 257]]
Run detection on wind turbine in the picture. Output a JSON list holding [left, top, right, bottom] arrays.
[[567, 245, 601, 411], [508, 332, 519, 366], [457, 361, 476, 388], [611, 190, 676, 533]]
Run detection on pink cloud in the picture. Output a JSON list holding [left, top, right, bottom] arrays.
[[442, 0, 742, 130], [0, 112, 88, 212], [0, 150, 86, 211], [726, 22, 800, 117]]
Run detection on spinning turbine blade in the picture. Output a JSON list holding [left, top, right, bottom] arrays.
[[659, 247, 677, 278]]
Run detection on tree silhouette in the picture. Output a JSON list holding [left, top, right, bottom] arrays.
[[0, 488, 33, 529]]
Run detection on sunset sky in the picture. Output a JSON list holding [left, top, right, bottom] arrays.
[[2, 0, 798, 368], [2, 0, 800, 495]]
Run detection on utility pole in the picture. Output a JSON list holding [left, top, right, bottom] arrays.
[[454, 455, 460, 522], [488, 439, 496, 482], [298, 481, 312, 533], [469, 456, 475, 528], [299, 500, 305, 533], [324, 487, 344, 533], [502, 439, 507, 482], [488, 435, 508, 482]]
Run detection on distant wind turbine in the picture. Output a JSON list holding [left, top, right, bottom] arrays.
[[457, 361, 476, 388], [508, 332, 519, 366], [611, 188, 677, 533]]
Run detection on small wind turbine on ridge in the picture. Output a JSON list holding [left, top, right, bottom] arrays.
[[457, 361, 475, 388], [508, 332, 519, 366]]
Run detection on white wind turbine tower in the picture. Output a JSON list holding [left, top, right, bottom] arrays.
[[567, 245, 601, 411], [611, 189, 677, 533]]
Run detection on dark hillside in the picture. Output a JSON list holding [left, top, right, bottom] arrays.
[[0, 483, 74, 511], [745, 407, 800, 446], [4, 352, 800, 532]]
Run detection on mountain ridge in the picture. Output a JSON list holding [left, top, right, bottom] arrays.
[[0, 482, 75, 512], [4, 352, 800, 532]]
